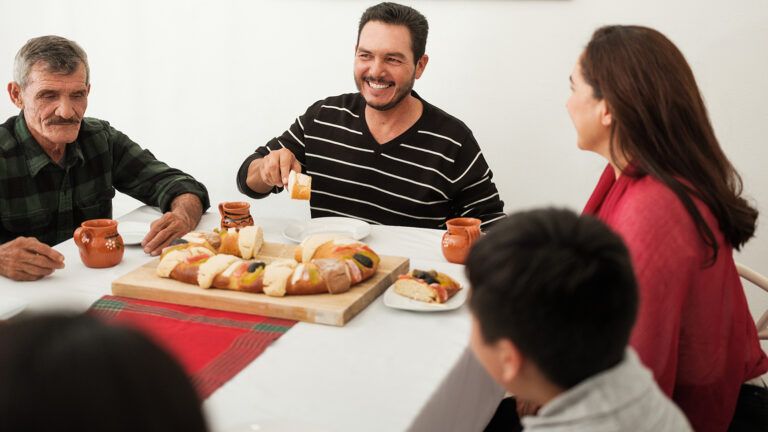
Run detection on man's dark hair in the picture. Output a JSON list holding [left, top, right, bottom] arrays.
[[357, 2, 429, 64], [466, 208, 638, 389]]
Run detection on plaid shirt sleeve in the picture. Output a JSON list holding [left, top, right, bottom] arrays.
[[0, 115, 210, 246], [105, 123, 210, 212]]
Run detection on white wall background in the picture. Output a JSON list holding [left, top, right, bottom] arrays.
[[2, 0, 767, 323]]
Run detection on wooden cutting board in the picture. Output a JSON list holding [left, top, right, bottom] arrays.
[[111, 242, 409, 326]]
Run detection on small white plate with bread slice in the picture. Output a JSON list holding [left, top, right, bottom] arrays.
[[283, 217, 371, 243], [383, 281, 468, 312]]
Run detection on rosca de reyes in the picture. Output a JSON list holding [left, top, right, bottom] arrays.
[[156, 229, 380, 297]]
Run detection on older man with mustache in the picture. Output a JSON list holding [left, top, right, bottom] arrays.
[[0, 36, 210, 281]]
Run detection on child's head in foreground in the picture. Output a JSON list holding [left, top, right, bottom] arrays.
[[466, 208, 638, 402]]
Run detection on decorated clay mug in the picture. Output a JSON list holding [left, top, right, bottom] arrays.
[[73, 219, 124, 268], [441, 217, 482, 264], [219, 201, 254, 230]]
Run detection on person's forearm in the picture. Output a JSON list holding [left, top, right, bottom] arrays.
[[170, 193, 203, 231], [245, 158, 274, 194]]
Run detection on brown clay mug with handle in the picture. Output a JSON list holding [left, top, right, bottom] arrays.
[[219, 201, 254, 230], [441, 217, 482, 264], [73, 219, 124, 268]]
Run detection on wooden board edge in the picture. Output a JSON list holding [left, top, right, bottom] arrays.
[[111, 282, 315, 323], [339, 257, 411, 325], [111, 255, 411, 327]]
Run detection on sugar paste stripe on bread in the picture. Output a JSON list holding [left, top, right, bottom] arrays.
[[156, 232, 379, 297]]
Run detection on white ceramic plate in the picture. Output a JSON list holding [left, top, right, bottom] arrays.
[[119, 221, 151, 245], [282, 217, 371, 243], [383, 281, 468, 312], [0, 295, 28, 320]]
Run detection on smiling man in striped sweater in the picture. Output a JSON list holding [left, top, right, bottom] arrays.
[[237, 2, 504, 229]]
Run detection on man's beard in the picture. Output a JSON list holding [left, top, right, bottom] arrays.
[[357, 74, 415, 111]]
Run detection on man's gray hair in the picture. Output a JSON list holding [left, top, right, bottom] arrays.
[[13, 35, 89, 88]]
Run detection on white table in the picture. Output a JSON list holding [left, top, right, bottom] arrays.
[[0, 205, 505, 432]]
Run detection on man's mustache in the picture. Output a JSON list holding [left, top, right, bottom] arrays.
[[45, 117, 81, 126]]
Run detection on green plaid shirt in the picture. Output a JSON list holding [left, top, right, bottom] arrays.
[[0, 114, 210, 246]]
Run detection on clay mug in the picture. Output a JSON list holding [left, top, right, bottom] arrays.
[[73, 219, 124, 268], [441, 217, 482, 264], [219, 201, 254, 230]]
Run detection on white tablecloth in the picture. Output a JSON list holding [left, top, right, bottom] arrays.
[[0, 205, 505, 432]]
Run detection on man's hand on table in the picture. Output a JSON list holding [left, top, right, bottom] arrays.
[[0, 237, 65, 281], [142, 193, 203, 256]]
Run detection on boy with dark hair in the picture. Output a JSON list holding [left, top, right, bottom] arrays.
[[467, 208, 690, 431]]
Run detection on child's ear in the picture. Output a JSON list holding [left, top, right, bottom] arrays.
[[497, 339, 523, 386]]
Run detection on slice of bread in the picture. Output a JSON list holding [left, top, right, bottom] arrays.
[[394, 278, 440, 303], [287, 170, 311, 200], [394, 270, 462, 303], [238, 225, 263, 259]]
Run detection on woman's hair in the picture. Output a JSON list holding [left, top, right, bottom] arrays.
[[0, 313, 209, 432], [581, 25, 757, 263]]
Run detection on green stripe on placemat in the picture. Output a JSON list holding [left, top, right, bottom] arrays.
[[89, 298, 126, 319], [91, 298, 126, 311], [90, 296, 295, 333], [251, 323, 292, 333]]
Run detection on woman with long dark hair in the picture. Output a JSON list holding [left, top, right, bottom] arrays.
[[567, 25, 767, 431]]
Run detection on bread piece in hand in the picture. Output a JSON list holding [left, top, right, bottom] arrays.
[[287, 170, 311, 200], [394, 269, 462, 303]]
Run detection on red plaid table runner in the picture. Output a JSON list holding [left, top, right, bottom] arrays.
[[89, 295, 296, 398]]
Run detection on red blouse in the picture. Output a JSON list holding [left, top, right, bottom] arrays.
[[583, 165, 768, 432]]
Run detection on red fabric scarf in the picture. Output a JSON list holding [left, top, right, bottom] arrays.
[[89, 295, 296, 399]]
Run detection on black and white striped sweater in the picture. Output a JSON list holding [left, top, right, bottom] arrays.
[[237, 92, 505, 229]]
